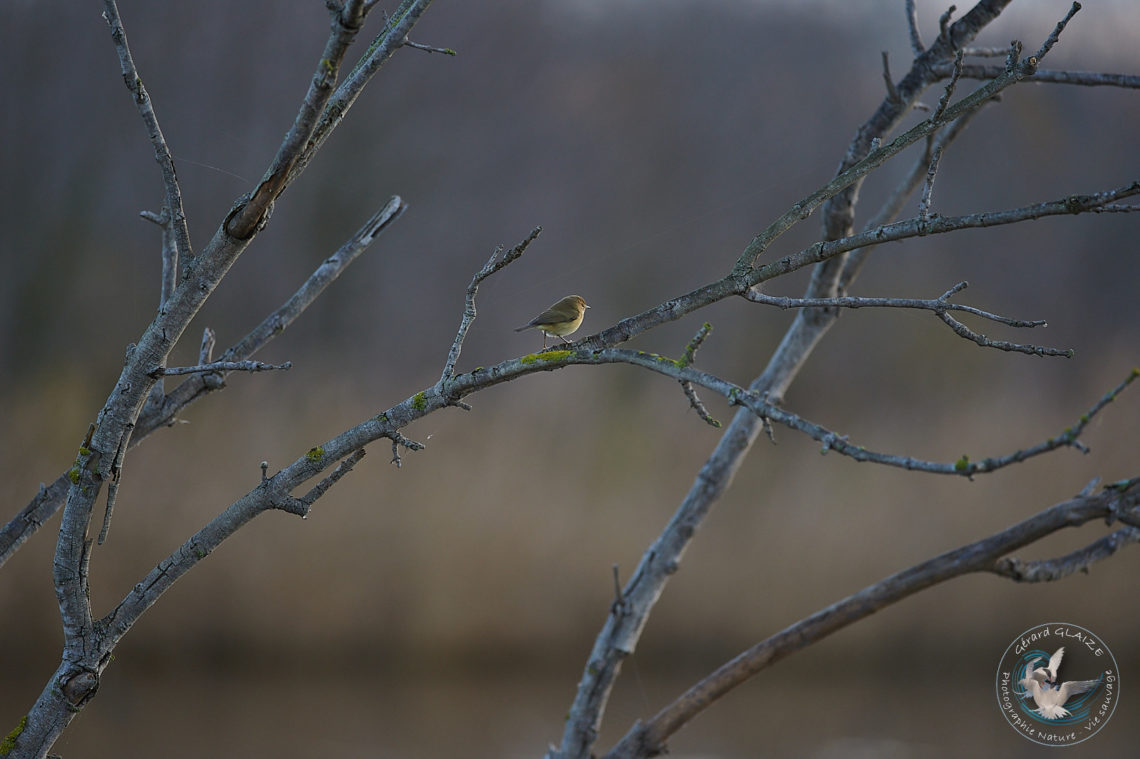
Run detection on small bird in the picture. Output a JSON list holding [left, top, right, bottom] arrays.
[[515, 295, 590, 348], [1018, 647, 1100, 719]]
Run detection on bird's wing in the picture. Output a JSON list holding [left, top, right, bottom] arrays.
[[528, 308, 563, 326], [1057, 679, 1100, 701], [1018, 678, 1042, 701], [1048, 647, 1066, 678], [1025, 658, 1049, 683]]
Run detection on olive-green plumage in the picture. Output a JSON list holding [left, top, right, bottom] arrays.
[[515, 295, 590, 347]]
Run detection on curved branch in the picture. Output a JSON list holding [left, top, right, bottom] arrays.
[[604, 483, 1140, 759]]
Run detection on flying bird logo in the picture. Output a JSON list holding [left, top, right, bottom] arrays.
[[1017, 647, 1101, 720]]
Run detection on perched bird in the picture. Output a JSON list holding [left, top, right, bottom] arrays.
[[515, 295, 590, 348], [1018, 648, 1100, 719]]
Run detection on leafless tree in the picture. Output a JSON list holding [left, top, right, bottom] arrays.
[[1, 1, 1138, 757]]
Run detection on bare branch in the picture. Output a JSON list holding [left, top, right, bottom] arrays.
[[840, 106, 989, 290], [151, 360, 293, 377], [403, 38, 456, 55], [935, 310, 1071, 356], [225, 0, 379, 239], [86, 347, 1126, 672], [441, 227, 541, 381], [288, 0, 437, 188], [991, 528, 1140, 582], [680, 382, 720, 428], [677, 322, 712, 370], [943, 64, 1140, 88], [930, 49, 965, 123], [918, 144, 944, 222], [938, 5, 957, 46], [755, 180, 1140, 288], [904, 0, 924, 57], [880, 51, 901, 104], [677, 323, 719, 428], [1031, 1, 1082, 63], [0, 197, 404, 569], [604, 482, 1140, 758], [299, 448, 367, 508], [102, 1, 192, 264], [962, 45, 1013, 58], [96, 424, 134, 545], [198, 327, 217, 364], [387, 431, 426, 468], [559, 10, 1097, 752], [219, 197, 405, 368], [744, 281, 1069, 357], [730, 51, 1034, 277]]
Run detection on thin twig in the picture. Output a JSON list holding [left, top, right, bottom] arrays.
[[388, 431, 425, 468], [441, 227, 542, 381], [918, 144, 945, 223], [756, 180, 1140, 291], [404, 38, 456, 55], [840, 107, 989, 291], [677, 323, 720, 427], [96, 425, 134, 545], [102, 1, 192, 264], [299, 448, 367, 508], [904, 0, 923, 57], [991, 528, 1140, 582], [961, 46, 1012, 57], [937, 5, 956, 45], [744, 281, 1067, 357], [681, 382, 721, 428], [152, 360, 292, 377], [729, 46, 1044, 278], [881, 52, 901, 104], [941, 64, 1140, 88], [199, 327, 216, 364], [1032, 2, 1082, 63], [221, 197, 406, 367], [936, 310, 1070, 357], [930, 49, 965, 123]]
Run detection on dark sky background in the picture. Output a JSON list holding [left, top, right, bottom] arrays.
[[1, 2, 1139, 757]]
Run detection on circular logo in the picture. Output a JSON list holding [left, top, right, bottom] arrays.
[[995, 622, 1118, 747]]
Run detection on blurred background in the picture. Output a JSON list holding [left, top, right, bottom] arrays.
[[2, 0, 1139, 756]]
